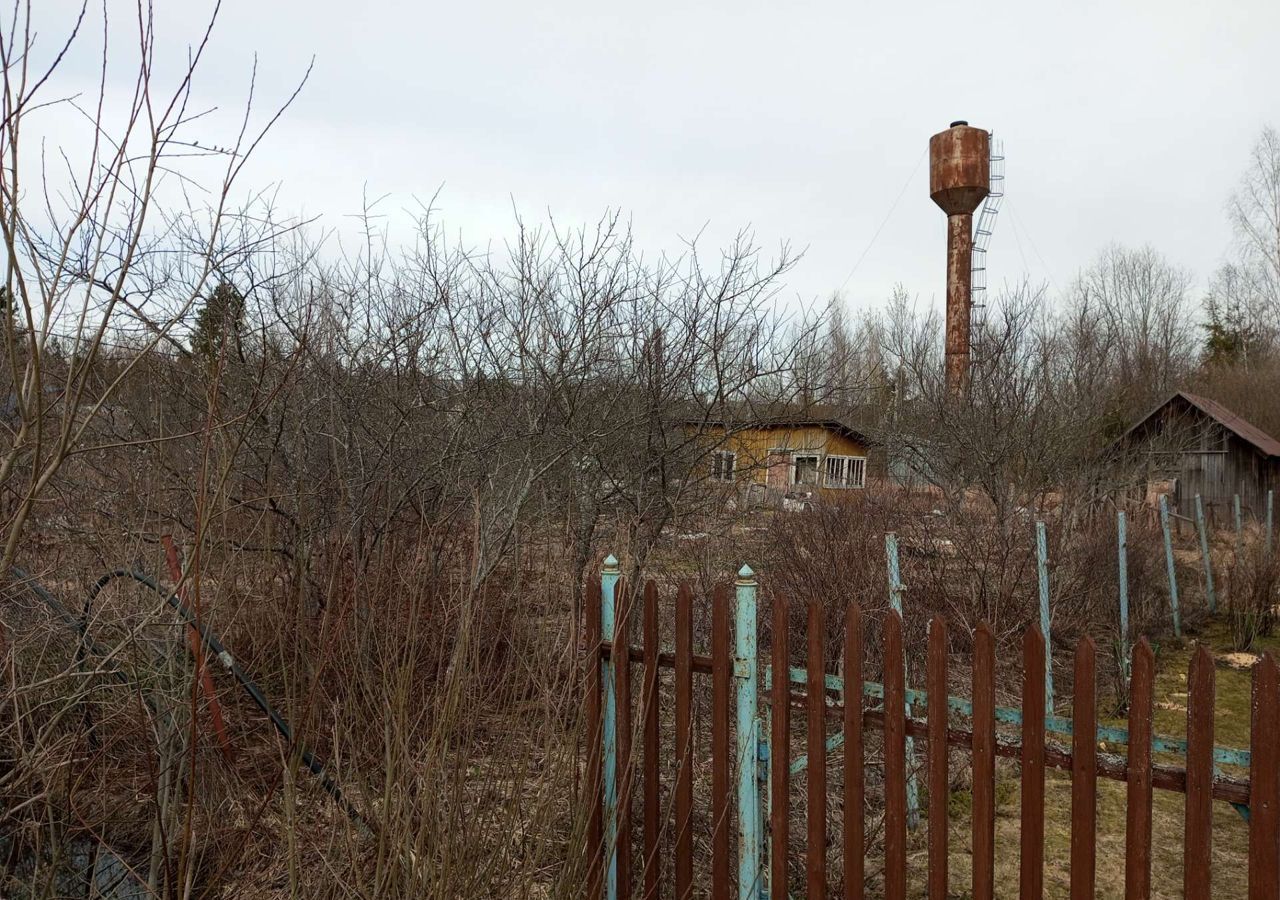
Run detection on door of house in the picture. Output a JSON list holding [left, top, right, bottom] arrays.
[[765, 449, 790, 493]]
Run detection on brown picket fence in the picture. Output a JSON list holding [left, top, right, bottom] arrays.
[[582, 571, 1280, 900]]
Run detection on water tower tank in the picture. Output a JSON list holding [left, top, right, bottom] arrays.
[[930, 121, 990, 215], [928, 121, 990, 396]]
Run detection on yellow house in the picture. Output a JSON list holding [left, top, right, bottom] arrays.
[[698, 416, 873, 494]]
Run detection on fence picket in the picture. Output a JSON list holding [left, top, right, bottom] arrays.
[[641, 581, 659, 900], [807, 600, 828, 900], [674, 583, 694, 900], [1184, 645, 1215, 900], [1021, 625, 1046, 900], [927, 616, 948, 900], [615, 579, 633, 898], [973, 622, 996, 900], [1071, 636, 1097, 900], [844, 603, 864, 900], [884, 611, 908, 900], [771, 596, 790, 900], [926, 619, 947, 900], [1125, 639, 1155, 900], [1250, 653, 1280, 900], [712, 584, 731, 900]]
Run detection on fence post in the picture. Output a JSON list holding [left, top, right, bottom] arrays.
[[1194, 494, 1216, 614], [734, 564, 765, 899], [600, 555, 621, 900], [886, 531, 904, 612], [1035, 521, 1054, 715], [1267, 489, 1274, 555], [1159, 495, 1182, 639], [884, 533, 920, 831], [1118, 510, 1130, 686], [1235, 493, 1244, 561]]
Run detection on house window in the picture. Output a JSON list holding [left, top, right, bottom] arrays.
[[711, 450, 736, 483], [793, 454, 820, 486], [824, 455, 866, 489]]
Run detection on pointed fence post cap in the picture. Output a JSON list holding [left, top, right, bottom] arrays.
[[602, 554, 620, 573], [736, 563, 756, 583]]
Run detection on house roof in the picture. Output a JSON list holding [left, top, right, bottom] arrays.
[[1125, 390, 1280, 458], [682, 408, 873, 445]]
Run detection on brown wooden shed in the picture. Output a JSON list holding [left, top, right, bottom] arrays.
[[1120, 390, 1280, 520]]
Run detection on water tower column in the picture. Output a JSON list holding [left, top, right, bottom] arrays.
[[929, 121, 990, 397], [945, 211, 974, 394]]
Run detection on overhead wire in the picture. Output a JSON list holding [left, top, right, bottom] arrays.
[[1006, 198, 1060, 293], [836, 145, 929, 297]]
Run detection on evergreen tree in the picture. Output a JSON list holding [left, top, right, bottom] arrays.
[[191, 281, 245, 362], [1201, 264, 1270, 368]]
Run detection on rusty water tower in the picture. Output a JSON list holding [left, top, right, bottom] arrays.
[[929, 120, 990, 395]]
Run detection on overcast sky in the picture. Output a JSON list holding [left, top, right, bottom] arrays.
[[34, 0, 1280, 320]]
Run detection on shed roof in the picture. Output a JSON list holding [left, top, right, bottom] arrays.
[[1126, 390, 1280, 458]]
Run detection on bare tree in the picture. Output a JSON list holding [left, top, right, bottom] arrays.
[[1227, 125, 1280, 315], [1064, 244, 1197, 423], [0, 1, 306, 570]]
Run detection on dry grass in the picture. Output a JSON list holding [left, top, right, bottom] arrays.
[[0, 543, 590, 899]]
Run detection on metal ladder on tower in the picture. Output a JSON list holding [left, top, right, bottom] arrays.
[[970, 137, 1005, 345]]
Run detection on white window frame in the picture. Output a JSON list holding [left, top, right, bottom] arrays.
[[710, 450, 736, 483], [823, 454, 867, 489], [792, 453, 821, 486]]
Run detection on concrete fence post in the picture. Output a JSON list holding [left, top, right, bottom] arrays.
[[1234, 493, 1244, 563], [1194, 494, 1216, 613], [1159, 495, 1182, 639], [1267, 489, 1274, 555]]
